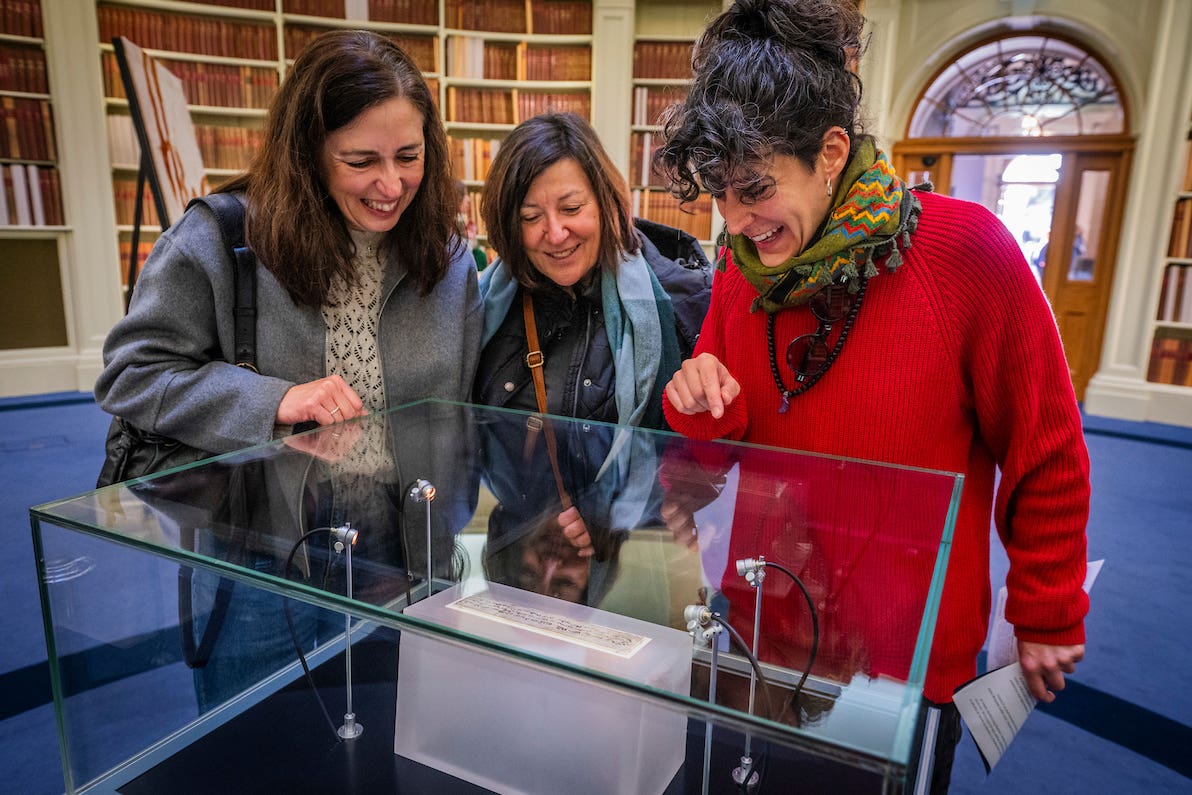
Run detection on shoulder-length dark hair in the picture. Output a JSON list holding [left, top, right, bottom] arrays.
[[480, 112, 638, 290], [655, 0, 866, 203], [220, 29, 458, 305]]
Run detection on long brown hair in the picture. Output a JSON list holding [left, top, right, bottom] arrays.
[[220, 30, 459, 305], [480, 112, 637, 290]]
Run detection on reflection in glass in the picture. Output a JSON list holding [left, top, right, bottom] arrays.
[[1068, 169, 1110, 281]]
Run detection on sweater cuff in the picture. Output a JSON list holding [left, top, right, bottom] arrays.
[[662, 394, 748, 441], [1013, 622, 1086, 647]]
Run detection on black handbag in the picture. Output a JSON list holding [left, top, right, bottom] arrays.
[[96, 193, 258, 668], [96, 193, 257, 489]]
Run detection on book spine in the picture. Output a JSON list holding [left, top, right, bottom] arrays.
[[9, 163, 30, 225], [25, 162, 44, 225]]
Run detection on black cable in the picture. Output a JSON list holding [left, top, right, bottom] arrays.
[[282, 527, 342, 742], [761, 561, 820, 727], [709, 613, 778, 720], [707, 612, 776, 794]]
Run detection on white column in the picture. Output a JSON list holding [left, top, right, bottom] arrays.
[[1084, 0, 1192, 424], [44, 0, 123, 391], [592, 0, 635, 177], [857, 0, 904, 149]]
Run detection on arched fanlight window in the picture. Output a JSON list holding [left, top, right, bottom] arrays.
[[909, 35, 1124, 138]]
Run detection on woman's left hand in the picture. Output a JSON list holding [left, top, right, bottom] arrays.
[[556, 506, 595, 558], [276, 375, 366, 426], [1018, 640, 1084, 702]]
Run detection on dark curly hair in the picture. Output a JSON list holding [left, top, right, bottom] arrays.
[[654, 0, 866, 203]]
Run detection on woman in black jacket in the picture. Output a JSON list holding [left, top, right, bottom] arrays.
[[473, 112, 711, 429], [472, 112, 711, 601]]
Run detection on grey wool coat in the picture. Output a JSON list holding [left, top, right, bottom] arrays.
[[95, 193, 482, 455]]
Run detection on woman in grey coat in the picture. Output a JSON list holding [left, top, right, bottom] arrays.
[[96, 30, 480, 449], [94, 31, 481, 712]]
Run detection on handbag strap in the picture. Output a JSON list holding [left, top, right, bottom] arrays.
[[188, 192, 257, 371], [177, 524, 235, 669], [522, 291, 572, 511], [232, 246, 257, 371], [178, 192, 257, 667]]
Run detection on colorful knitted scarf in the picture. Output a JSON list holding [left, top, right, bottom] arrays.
[[729, 137, 922, 314]]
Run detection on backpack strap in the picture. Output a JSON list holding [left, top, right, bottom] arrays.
[[186, 193, 258, 371], [232, 247, 257, 371], [175, 191, 255, 667], [188, 191, 246, 249]]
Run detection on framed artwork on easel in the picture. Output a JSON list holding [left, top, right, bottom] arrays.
[[112, 36, 209, 308]]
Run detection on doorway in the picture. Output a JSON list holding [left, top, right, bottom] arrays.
[[893, 32, 1132, 400], [893, 138, 1132, 398]]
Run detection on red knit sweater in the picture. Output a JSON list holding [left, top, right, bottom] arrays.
[[664, 190, 1090, 702]]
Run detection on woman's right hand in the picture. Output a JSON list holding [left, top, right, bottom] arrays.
[[665, 353, 741, 419], [282, 420, 364, 462], [276, 375, 366, 425]]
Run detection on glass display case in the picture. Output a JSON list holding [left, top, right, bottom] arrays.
[[31, 400, 962, 794]]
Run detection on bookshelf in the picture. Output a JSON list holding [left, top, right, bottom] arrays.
[[1146, 118, 1192, 388], [630, 0, 721, 251], [443, 0, 594, 257], [0, 1, 71, 356], [89, 0, 596, 287], [94, 0, 284, 292]]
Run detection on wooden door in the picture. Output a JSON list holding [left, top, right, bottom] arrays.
[[893, 136, 1133, 399], [1042, 150, 1130, 397]]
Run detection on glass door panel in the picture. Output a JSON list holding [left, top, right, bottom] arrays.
[[949, 153, 1062, 284], [1065, 168, 1111, 282]]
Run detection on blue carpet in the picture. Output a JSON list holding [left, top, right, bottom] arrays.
[[1, 396, 1190, 793], [950, 414, 1192, 794], [0, 393, 109, 793]]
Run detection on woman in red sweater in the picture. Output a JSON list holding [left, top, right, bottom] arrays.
[[654, 0, 1090, 790]]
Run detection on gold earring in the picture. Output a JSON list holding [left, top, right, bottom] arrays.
[[715, 226, 729, 270]]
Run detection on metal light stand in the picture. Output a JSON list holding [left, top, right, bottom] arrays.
[[733, 556, 767, 791], [407, 479, 437, 599], [333, 524, 363, 740], [686, 605, 724, 795]]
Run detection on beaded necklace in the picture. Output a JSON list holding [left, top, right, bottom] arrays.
[[765, 276, 868, 413]]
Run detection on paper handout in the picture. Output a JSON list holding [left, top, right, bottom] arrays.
[[954, 559, 1104, 772]]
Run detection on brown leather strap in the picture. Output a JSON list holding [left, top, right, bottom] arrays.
[[522, 291, 548, 413], [522, 291, 572, 510]]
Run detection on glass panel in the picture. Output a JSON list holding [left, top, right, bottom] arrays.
[[1068, 169, 1110, 281], [909, 35, 1124, 138], [950, 153, 1060, 283], [905, 167, 935, 188], [32, 401, 962, 793]]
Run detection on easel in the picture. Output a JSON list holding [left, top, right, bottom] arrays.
[[111, 37, 209, 311]]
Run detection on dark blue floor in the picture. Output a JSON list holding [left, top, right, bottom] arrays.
[[1, 393, 112, 793], [950, 413, 1192, 794], [1, 393, 1190, 793]]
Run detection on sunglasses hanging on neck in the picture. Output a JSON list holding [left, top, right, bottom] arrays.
[[766, 276, 868, 413]]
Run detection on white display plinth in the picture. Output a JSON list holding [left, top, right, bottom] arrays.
[[394, 581, 693, 795]]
